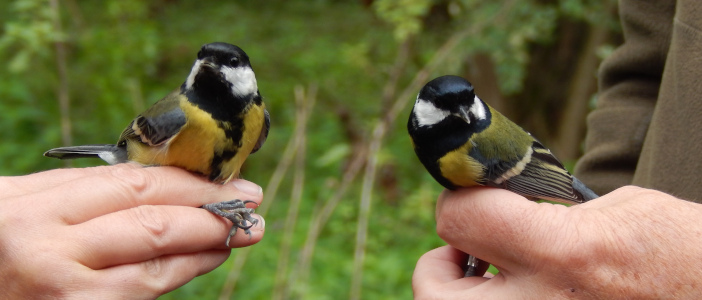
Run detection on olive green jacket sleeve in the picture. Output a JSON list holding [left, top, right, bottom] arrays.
[[575, 0, 702, 202]]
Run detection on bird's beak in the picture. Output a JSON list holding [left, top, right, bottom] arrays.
[[199, 57, 217, 70], [455, 106, 471, 124]]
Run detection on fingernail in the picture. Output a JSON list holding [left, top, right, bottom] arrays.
[[232, 179, 263, 196]]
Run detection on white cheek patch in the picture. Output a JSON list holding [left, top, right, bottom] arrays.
[[413, 98, 450, 127], [184, 60, 202, 90], [222, 65, 258, 97], [469, 96, 487, 121]]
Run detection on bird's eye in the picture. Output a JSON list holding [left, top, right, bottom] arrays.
[[229, 56, 239, 66]]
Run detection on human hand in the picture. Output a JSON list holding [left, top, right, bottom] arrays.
[[0, 164, 264, 299], [413, 186, 702, 299]]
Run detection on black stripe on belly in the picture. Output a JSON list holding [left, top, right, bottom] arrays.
[[209, 149, 238, 182], [208, 118, 245, 182], [220, 118, 244, 146]]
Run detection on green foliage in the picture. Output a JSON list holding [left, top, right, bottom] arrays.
[[421, 1, 561, 94], [0, 0, 618, 298], [374, 0, 432, 41], [0, 0, 60, 72], [559, 0, 619, 29]]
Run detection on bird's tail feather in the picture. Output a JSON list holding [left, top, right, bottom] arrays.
[[44, 144, 126, 165], [572, 176, 599, 202]]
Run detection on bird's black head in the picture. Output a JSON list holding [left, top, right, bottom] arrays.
[[418, 75, 475, 111], [183, 42, 259, 102], [410, 75, 489, 131], [182, 42, 261, 121], [197, 42, 252, 70]]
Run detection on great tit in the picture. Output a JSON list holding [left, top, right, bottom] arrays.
[[44, 42, 270, 246], [408, 75, 597, 203], [408, 75, 597, 276]]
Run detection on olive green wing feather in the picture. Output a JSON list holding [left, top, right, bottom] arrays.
[[469, 127, 585, 203], [488, 141, 585, 203]]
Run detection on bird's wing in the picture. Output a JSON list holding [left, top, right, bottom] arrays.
[[251, 108, 270, 154], [469, 129, 582, 203], [489, 141, 582, 203], [119, 90, 187, 146]]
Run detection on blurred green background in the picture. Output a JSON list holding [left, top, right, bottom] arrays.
[[0, 0, 620, 298]]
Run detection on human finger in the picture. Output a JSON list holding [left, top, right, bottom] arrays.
[[0, 164, 139, 199], [413, 246, 489, 298], [435, 187, 571, 272], [30, 166, 262, 224], [89, 249, 231, 299], [69, 205, 264, 269], [414, 246, 467, 285]]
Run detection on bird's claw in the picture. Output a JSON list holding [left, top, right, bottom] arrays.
[[201, 199, 258, 246]]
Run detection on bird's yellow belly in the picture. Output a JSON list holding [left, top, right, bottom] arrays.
[[162, 122, 220, 175], [127, 115, 221, 176], [438, 143, 485, 187]]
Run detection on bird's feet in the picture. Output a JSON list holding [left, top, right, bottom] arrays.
[[464, 254, 480, 277], [201, 199, 259, 246]]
